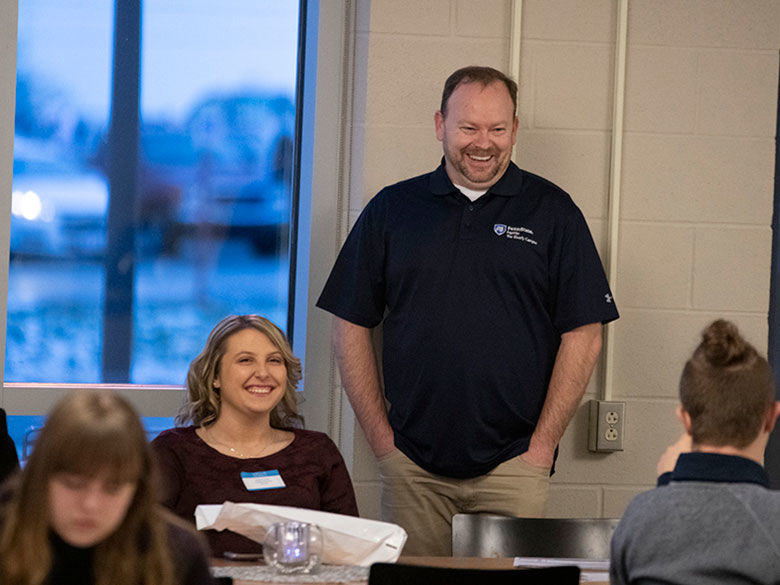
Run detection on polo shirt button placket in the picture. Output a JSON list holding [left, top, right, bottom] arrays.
[[460, 201, 477, 239]]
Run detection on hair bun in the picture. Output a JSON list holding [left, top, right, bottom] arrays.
[[700, 319, 750, 367]]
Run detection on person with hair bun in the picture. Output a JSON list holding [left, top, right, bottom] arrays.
[[610, 319, 780, 585], [152, 315, 358, 557], [0, 389, 214, 585]]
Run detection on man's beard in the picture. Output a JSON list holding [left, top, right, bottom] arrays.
[[454, 148, 506, 186]]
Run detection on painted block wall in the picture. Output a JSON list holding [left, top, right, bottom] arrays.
[[337, 0, 780, 520]]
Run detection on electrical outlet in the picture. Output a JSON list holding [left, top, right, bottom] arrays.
[[588, 400, 625, 452]]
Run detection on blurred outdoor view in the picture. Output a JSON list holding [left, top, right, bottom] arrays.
[[6, 1, 301, 390]]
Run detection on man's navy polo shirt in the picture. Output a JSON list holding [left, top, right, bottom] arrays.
[[317, 161, 619, 478]]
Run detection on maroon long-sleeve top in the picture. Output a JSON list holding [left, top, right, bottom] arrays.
[[151, 426, 359, 556]]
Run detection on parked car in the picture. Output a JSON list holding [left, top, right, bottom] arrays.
[[172, 92, 295, 254], [10, 92, 296, 259], [10, 145, 108, 259]]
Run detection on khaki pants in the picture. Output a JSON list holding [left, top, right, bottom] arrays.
[[378, 449, 550, 556]]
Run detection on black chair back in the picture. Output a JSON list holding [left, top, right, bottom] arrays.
[[452, 514, 619, 559], [368, 562, 580, 585]]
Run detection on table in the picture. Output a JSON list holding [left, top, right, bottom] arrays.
[[212, 556, 609, 585], [210, 557, 367, 585]]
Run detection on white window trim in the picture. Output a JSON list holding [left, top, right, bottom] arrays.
[[0, 0, 16, 393], [292, 0, 354, 438]]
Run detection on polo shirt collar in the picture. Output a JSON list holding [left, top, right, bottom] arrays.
[[429, 158, 524, 197], [489, 160, 524, 196], [658, 452, 769, 488]]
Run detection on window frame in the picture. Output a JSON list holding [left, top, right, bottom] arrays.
[[0, 0, 353, 439]]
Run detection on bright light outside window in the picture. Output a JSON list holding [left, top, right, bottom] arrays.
[[6, 0, 301, 453]]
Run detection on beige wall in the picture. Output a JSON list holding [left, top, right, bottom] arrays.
[[335, 0, 780, 519]]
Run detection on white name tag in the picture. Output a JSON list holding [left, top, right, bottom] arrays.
[[241, 470, 286, 491]]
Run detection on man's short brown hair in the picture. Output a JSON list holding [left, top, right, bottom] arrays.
[[679, 319, 776, 448], [440, 66, 518, 118]]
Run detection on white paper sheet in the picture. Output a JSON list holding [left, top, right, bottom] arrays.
[[195, 502, 407, 567], [513, 557, 610, 583]]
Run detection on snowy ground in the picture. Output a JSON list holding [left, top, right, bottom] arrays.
[[5, 238, 290, 457]]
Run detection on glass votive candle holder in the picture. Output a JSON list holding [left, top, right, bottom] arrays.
[[263, 521, 322, 574]]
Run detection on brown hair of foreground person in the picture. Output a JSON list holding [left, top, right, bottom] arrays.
[[0, 390, 205, 585]]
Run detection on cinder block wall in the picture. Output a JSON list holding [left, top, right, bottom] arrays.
[[338, 0, 780, 520]]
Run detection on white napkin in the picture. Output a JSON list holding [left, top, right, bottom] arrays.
[[195, 502, 407, 566]]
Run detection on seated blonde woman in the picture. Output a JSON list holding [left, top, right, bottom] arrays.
[[0, 389, 213, 585], [152, 314, 358, 556]]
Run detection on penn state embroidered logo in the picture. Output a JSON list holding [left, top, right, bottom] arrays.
[[493, 224, 507, 236]]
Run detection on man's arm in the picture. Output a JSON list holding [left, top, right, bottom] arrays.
[[331, 316, 395, 458], [522, 322, 603, 469]]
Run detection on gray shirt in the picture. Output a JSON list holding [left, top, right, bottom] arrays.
[[610, 452, 780, 585]]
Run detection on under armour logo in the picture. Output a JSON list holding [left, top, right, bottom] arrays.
[[605, 294, 613, 303]]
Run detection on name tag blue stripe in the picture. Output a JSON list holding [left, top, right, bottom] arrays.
[[241, 470, 286, 491]]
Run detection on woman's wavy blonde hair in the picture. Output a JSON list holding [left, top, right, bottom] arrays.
[[176, 314, 304, 428], [0, 390, 187, 585]]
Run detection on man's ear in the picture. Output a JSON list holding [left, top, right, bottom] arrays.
[[676, 404, 693, 436], [434, 110, 445, 142]]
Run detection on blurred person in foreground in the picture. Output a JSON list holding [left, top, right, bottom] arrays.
[[610, 319, 780, 584], [0, 389, 214, 585], [0, 408, 19, 485], [152, 314, 358, 557]]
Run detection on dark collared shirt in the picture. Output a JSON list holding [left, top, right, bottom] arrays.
[[657, 451, 769, 487], [318, 160, 618, 478]]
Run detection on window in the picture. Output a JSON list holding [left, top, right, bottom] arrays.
[[4, 0, 308, 458], [8, 0, 299, 385], [3, 0, 351, 459]]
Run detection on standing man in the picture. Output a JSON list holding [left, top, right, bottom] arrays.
[[317, 66, 619, 555]]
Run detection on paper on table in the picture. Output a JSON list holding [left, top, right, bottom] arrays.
[[195, 502, 407, 567], [513, 557, 610, 583], [513, 557, 609, 571]]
